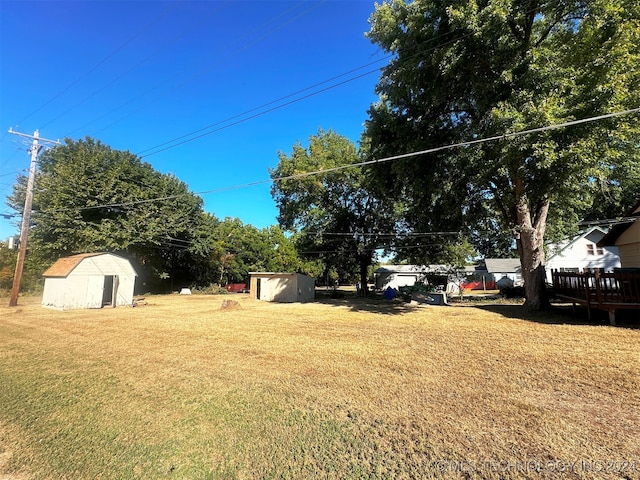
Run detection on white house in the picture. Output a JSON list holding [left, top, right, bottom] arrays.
[[545, 226, 621, 283], [248, 272, 315, 303], [42, 253, 137, 310]]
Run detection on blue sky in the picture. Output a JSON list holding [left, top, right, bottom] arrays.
[[0, 0, 385, 241]]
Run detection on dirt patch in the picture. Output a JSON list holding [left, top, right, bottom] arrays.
[[0, 423, 29, 480], [220, 299, 241, 310]]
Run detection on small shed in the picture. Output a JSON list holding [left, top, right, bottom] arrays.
[[42, 252, 137, 310], [249, 272, 315, 303]]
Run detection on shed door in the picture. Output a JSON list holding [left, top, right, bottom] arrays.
[[256, 278, 262, 300], [102, 276, 114, 306], [85, 276, 105, 309]]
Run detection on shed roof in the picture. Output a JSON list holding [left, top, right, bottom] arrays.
[[374, 265, 459, 274], [42, 252, 113, 278], [249, 272, 312, 278], [484, 258, 521, 273]]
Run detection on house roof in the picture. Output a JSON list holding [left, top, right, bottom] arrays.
[[484, 258, 521, 273], [598, 199, 640, 247], [374, 265, 458, 274], [248, 272, 312, 278], [42, 252, 110, 278]]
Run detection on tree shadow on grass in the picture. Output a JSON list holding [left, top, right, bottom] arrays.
[[313, 289, 421, 315], [471, 302, 639, 329]]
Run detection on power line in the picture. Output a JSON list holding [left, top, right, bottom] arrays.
[[131, 0, 570, 157], [85, 1, 327, 140], [40, 3, 239, 131], [306, 231, 461, 237], [135, 32, 470, 158], [134, 58, 391, 157], [16, 1, 183, 129], [139, 68, 383, 158], [33, 107, 640, 215]]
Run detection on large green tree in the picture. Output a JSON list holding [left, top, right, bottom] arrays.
[[270, 129, 395, 293], [365, 0, 640, 308], [8, 137, 205, 290]]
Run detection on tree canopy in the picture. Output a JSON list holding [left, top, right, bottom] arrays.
[[364, 0, 640, 308], [8, 138, 205, 290], [270, 129, 395, 292], [189, 217, 319, 287]]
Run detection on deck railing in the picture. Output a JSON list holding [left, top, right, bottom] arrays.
[[551, 269, 640, 323]]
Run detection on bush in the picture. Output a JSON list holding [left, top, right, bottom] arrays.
[[189, 283, 229, 295]]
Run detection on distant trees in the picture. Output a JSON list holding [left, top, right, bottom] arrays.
[[0, 243, 17, 291], [270, 129, 395, 293], [189, 217, 318, 287], [364, 0, 640, 308]]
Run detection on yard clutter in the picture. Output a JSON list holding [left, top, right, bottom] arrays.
[[384, 284, 449, 305], [412, 292, 448, 305]]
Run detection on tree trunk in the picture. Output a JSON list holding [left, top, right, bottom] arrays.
[[357, 255, 370, 297], [515, 195, 550, 310]]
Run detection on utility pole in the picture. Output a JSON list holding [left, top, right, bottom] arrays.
[[8, 129, 59, 307]]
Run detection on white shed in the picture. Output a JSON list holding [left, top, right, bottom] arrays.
[[42, 252, 137, 310], [249, 272, 315, 303]]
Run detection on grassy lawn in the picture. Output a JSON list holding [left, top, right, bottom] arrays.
[[1, 293, 639, 479]]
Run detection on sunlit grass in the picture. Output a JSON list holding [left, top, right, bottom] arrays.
[[1, 294, 639, 479]]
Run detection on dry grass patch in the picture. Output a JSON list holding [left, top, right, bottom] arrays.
[[0, 294, 639, 479]]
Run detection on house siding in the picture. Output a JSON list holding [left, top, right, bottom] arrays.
[[545, 228, 621, 283], [616, 221, 640, 268], [618, 243, 640, 268]]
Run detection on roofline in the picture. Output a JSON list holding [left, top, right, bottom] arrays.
[[597, 199, 640, 247], [546, 226, 607, 261], [42, 252, 132, 278], [249, 272, 310, 276]]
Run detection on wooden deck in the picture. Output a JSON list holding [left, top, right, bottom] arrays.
[[551, 269, 640, 325]]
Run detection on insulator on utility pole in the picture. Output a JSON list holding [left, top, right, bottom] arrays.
[[7, 128, 60, 307]]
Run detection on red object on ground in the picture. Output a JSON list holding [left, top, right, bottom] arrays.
[[461, 281, 496, 290], [225, 283, 247, 293]]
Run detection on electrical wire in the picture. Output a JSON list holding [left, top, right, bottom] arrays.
[[134, 57, 391, 157], [135, 31, 469, 157], [86, 1, 327, 139], [133, 0, 570, 156], [15, 1, 183, 130], [39, 2, 238, 131], [31, 107, 640, 216]]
